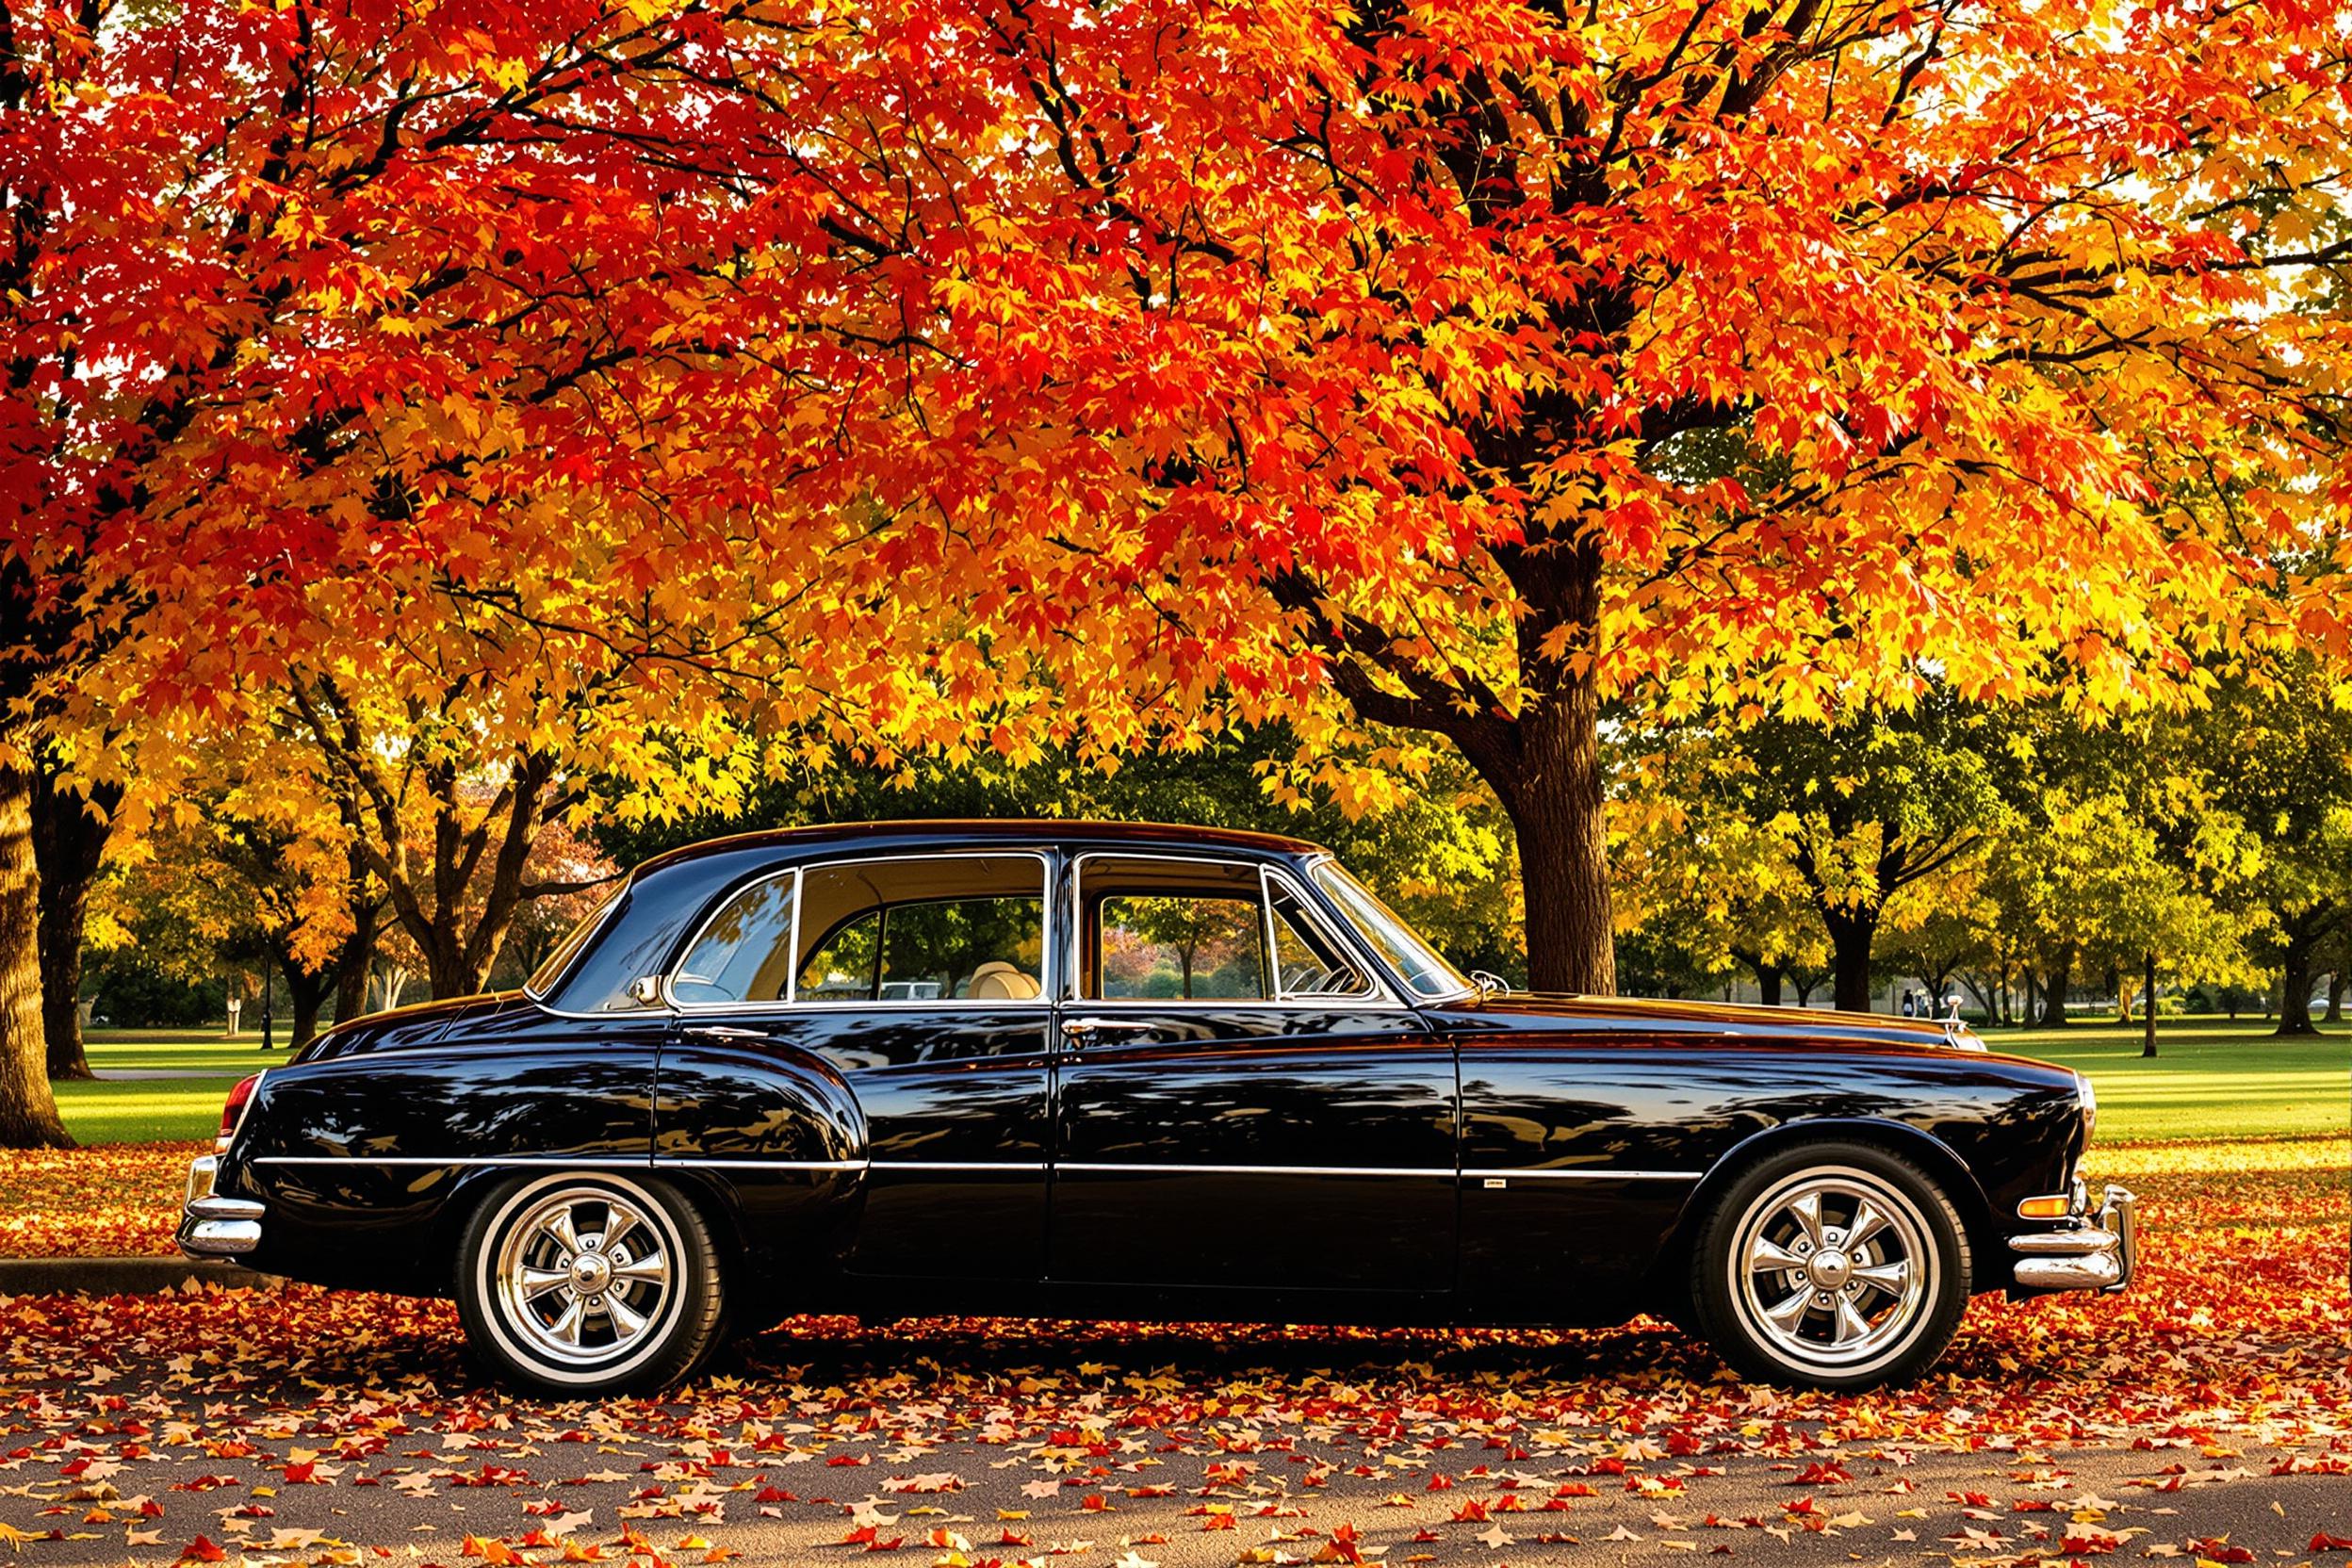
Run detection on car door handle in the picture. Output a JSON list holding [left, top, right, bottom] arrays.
[[1061, 1017, 1155, 1038], [686, 1024, 771, 1041]]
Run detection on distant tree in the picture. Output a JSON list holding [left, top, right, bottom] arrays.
[[1614, 745, 1826, 1005], [2174, 672, 2352, 1037], [1690, 699, 2012, 1012], [1881, 864, 1998, 1019]]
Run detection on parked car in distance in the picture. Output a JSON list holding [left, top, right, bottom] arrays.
[[182, 820, 2135, 1395]]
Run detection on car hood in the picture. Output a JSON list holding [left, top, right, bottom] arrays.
[[1427, 991, 1984, 1050]]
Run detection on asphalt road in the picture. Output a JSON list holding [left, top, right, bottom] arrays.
[[1, 1287, 2345, 1568]]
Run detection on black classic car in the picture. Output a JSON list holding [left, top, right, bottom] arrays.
[[181, 821, 2135, 1394]]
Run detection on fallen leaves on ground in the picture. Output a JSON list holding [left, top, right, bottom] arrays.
[[0, 1140, 204, 1257], [0, 1139, 2343, 1566]]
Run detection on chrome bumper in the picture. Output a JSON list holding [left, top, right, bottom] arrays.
[[2008, 1183, 2136, 1292], [180, 1155, 265, 1258]]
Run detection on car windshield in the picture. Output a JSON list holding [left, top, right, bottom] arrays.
[[1309, 860, 1470, 1000], [526, 890, 621, 997]]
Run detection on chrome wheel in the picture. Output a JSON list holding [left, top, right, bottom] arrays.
[[1726, 1165, 1935, 1374], [490, 1184, 678, 1370]]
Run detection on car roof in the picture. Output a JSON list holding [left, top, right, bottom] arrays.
[[632, 818, 1330, 876]]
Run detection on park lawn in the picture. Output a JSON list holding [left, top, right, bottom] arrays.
[[58, 1029, 288, 1143], [82, 1026, 294, 1073], [54, 1076, 243, 1144], [1992, 1017, 2349, 1144]]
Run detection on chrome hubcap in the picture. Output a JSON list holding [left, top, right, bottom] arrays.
[[1730, 1168, 1935, 1370], [493, 1188, 674, 1368]]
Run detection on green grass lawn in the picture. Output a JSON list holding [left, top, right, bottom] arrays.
[[59, 1028, 295, 1143], [80, 1026, 298, 1073], [1990, 1017, 2349, 1144], [54, 1018, 2347, 1147]]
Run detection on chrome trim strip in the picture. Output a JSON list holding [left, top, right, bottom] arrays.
[[1478, 1167, 1706, 1182], [655, 1157, 868, 1171], [249, 1154, 1703, 1181], [251, 1153, 864, 1170], [1057, 1163, 1701, 1181], [253, 1154, 651, 1168], [1060, 1162, 1457, 1178]]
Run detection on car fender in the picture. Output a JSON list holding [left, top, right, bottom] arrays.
[[647, 1030, 872, 1280], [1666, 1114, 2000, 1292]]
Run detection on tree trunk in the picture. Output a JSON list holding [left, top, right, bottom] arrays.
[[2327, 967, 2344, 1026], [2039, 944, 2074, 1027], [1483, 696, 1615, 995], [334, 903, 377, 1023], [286, 962, 330, 1050], [1821, 905, 1879, 1013], [28, 763, 116, 1082], [0, 757, 73, 1148], [1732, 947, 1784, 1005], [329, 841, 380, 1023], [2277, 942, 2319, 1037], [2141, 951, 2157, 1058]]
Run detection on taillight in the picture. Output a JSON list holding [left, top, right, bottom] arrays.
[[218, 1073, 261, 1152]]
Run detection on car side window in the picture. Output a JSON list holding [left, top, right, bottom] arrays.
[[672, 874, 798, 1004], [1080, 857, 1376, 1003], [1099, 894, 1267, 999], [792, 856, 1048, 1004]]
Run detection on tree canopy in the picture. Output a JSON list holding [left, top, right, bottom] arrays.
[[5, 0, 2350, 1142]]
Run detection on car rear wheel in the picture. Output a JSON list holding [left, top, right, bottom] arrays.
[[457, 1172, 723, 1396], [1689, 1142, 1970, 1391]]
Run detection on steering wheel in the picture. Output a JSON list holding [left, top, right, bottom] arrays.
[[1283, 961, 1357, 997]]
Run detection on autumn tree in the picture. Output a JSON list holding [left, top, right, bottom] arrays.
[[1980, 785, 2253, 1034], [696, 0, 2352, 997], [2177, 670, 2352, 1037], [600, 724, 1527, 980], [0, 0, 880, 1141], [1613, 748, 1828, 1005], [12, 0, 2352, 1151], [282, 678, 634, 999], [1684, 701, 2010, 1011]]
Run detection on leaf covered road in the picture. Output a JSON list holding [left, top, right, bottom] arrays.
[[2, 1143, 2344, 1567]]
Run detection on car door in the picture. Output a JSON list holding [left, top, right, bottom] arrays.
[[660, 849, 1055, 1280], [1046, 853, 1458, 1295]]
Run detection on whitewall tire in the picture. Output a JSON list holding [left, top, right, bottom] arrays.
[[1690, 1141, 1970, 1391], [456, 1172, 723, 1396]]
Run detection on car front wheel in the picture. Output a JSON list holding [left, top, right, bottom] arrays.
[[457, 1172, 723, 1396], [1689, 1142, 1970, 1391]]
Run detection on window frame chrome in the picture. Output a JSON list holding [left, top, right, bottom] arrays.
[[520, 881, 631, 1004]]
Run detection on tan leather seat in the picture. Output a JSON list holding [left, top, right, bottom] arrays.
[[967, 961, 1040, 1001]]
